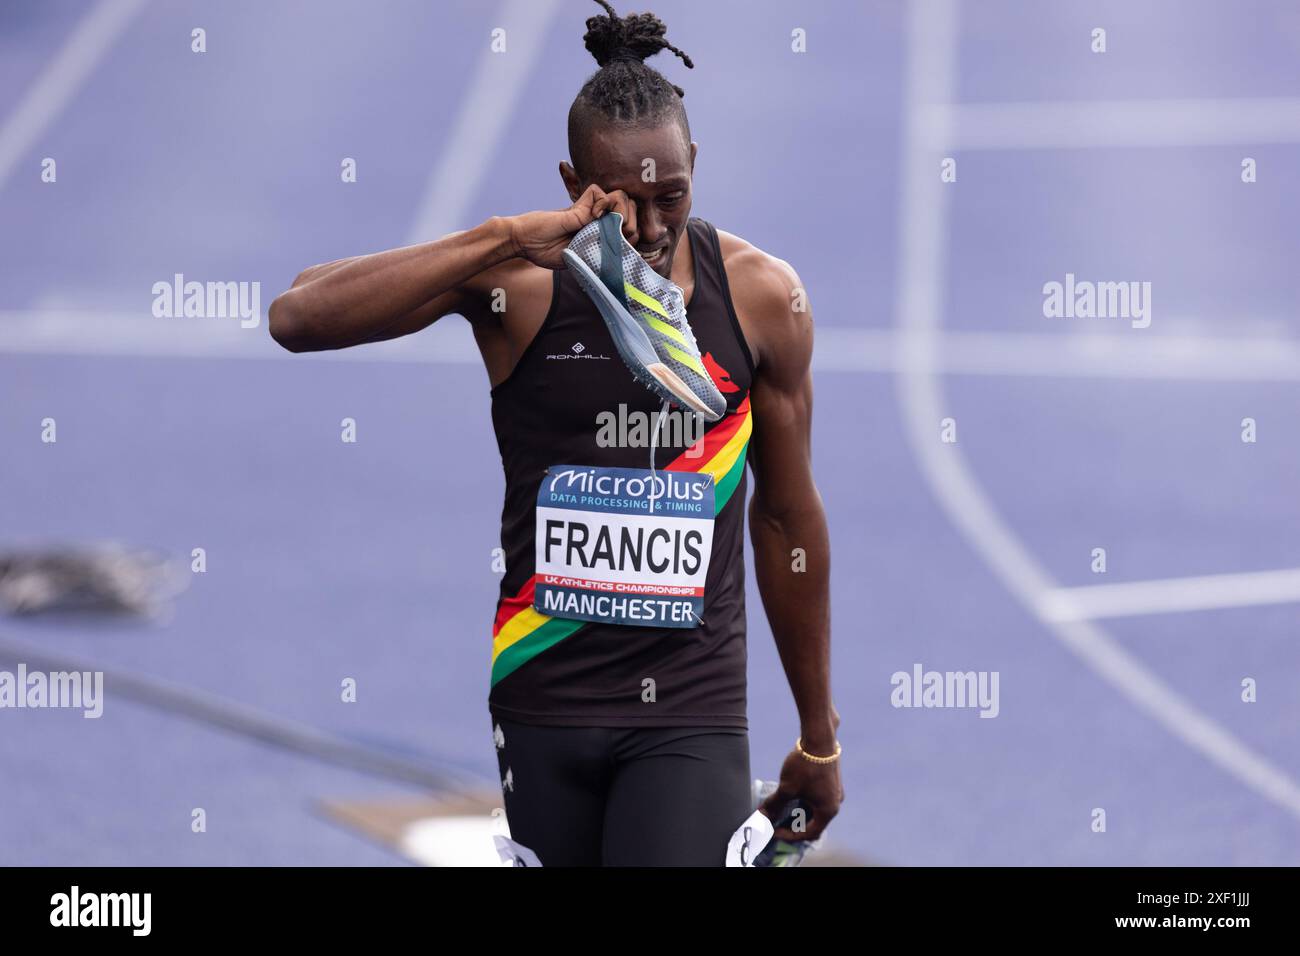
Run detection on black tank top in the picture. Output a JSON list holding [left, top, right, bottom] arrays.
[[487, 217, 755, 728]]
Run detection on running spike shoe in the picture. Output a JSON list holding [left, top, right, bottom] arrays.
[[563, 212, 727, 422], [751, 779, 819, 867]]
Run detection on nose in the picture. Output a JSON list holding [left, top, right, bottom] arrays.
[[636, 202, 666, 249]]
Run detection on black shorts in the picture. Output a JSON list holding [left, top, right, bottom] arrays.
[[491, 717, 752, 866]]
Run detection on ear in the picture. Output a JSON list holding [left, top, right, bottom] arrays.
[[559, 161, 583, 202], [689, 141, 698, 174]]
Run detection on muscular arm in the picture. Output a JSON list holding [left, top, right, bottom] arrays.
[[267, 218, 515, 352], [267, 185, 638, 353], [739, 252, 842, 840]]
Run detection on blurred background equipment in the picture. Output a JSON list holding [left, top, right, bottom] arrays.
[[0, 544, 186, 616]]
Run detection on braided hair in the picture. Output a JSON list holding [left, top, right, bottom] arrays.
[[567, 1, 693, 175]]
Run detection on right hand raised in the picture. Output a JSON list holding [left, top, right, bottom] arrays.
[[506, 185, 639, 270]]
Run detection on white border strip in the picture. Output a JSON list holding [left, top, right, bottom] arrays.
[[895, 0, 1300, 819]]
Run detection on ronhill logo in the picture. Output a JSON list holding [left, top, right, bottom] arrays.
[[546, 341, 610, 361]]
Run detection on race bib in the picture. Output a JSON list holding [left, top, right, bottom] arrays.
[[534, 465, 715, 628]]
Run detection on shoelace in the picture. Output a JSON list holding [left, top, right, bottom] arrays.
[[672, 290, 704, 353], [647, 397, 707, 628], [647, 398, 671, 510], [648, 281, 695, 502]]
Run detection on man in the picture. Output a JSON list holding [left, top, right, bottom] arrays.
[[269, 1, 840, 866]]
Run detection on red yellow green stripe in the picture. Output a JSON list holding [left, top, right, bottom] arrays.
[[666, 394, 751, 508], [490, 394, 753, 686]]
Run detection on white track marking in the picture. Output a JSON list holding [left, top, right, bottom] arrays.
[[405, 0, 563, 244], [927, 97, 1300, 151], [7, 309, 1300, 383], [814, 328, 1300, 380], [1041, 569, 1300, 622], [0, 308, 482, 363], [0, 0, 148, 192], [896, 0, 1300, 819]]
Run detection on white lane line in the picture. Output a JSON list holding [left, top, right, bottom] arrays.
[[8, 309, 1300, 382], [927, 97, 1300, 151], [0, 0, 148, 192], [1041, 569, 1300, 623], [0, 309, 483, 364], [816, 328, 1300, 380], [405, 0, 563, 244], [895, 0, 1300, 819]]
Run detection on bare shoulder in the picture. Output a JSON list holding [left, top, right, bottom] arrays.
[[713, 228, 810, 371], [715, 228, 803, 305]]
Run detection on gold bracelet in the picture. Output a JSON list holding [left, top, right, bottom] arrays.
[[795, 737, 842, 764]]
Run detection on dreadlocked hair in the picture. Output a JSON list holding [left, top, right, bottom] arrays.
[[568, 1, 693, 172]]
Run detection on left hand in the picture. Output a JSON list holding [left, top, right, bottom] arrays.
[[759, 740, 844, 842]]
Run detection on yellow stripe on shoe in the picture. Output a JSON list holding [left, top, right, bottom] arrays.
[[664, 343, 707, 376], [646, 314, 688, 347], [624, 282, 670, 319]]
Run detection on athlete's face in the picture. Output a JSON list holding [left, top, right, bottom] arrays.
[[562, 123, 697, 279]]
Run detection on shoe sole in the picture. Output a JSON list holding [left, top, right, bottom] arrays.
[[563, 248, 721, 421]]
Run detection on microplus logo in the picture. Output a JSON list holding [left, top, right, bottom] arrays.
[[890, 663, 1000, 718], [1042, 272, 1151, 328], [0, 665, 103, 718], [547, 467, 707, 503], [152, 273, 260, 328], [50, 886, 151, 936]]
